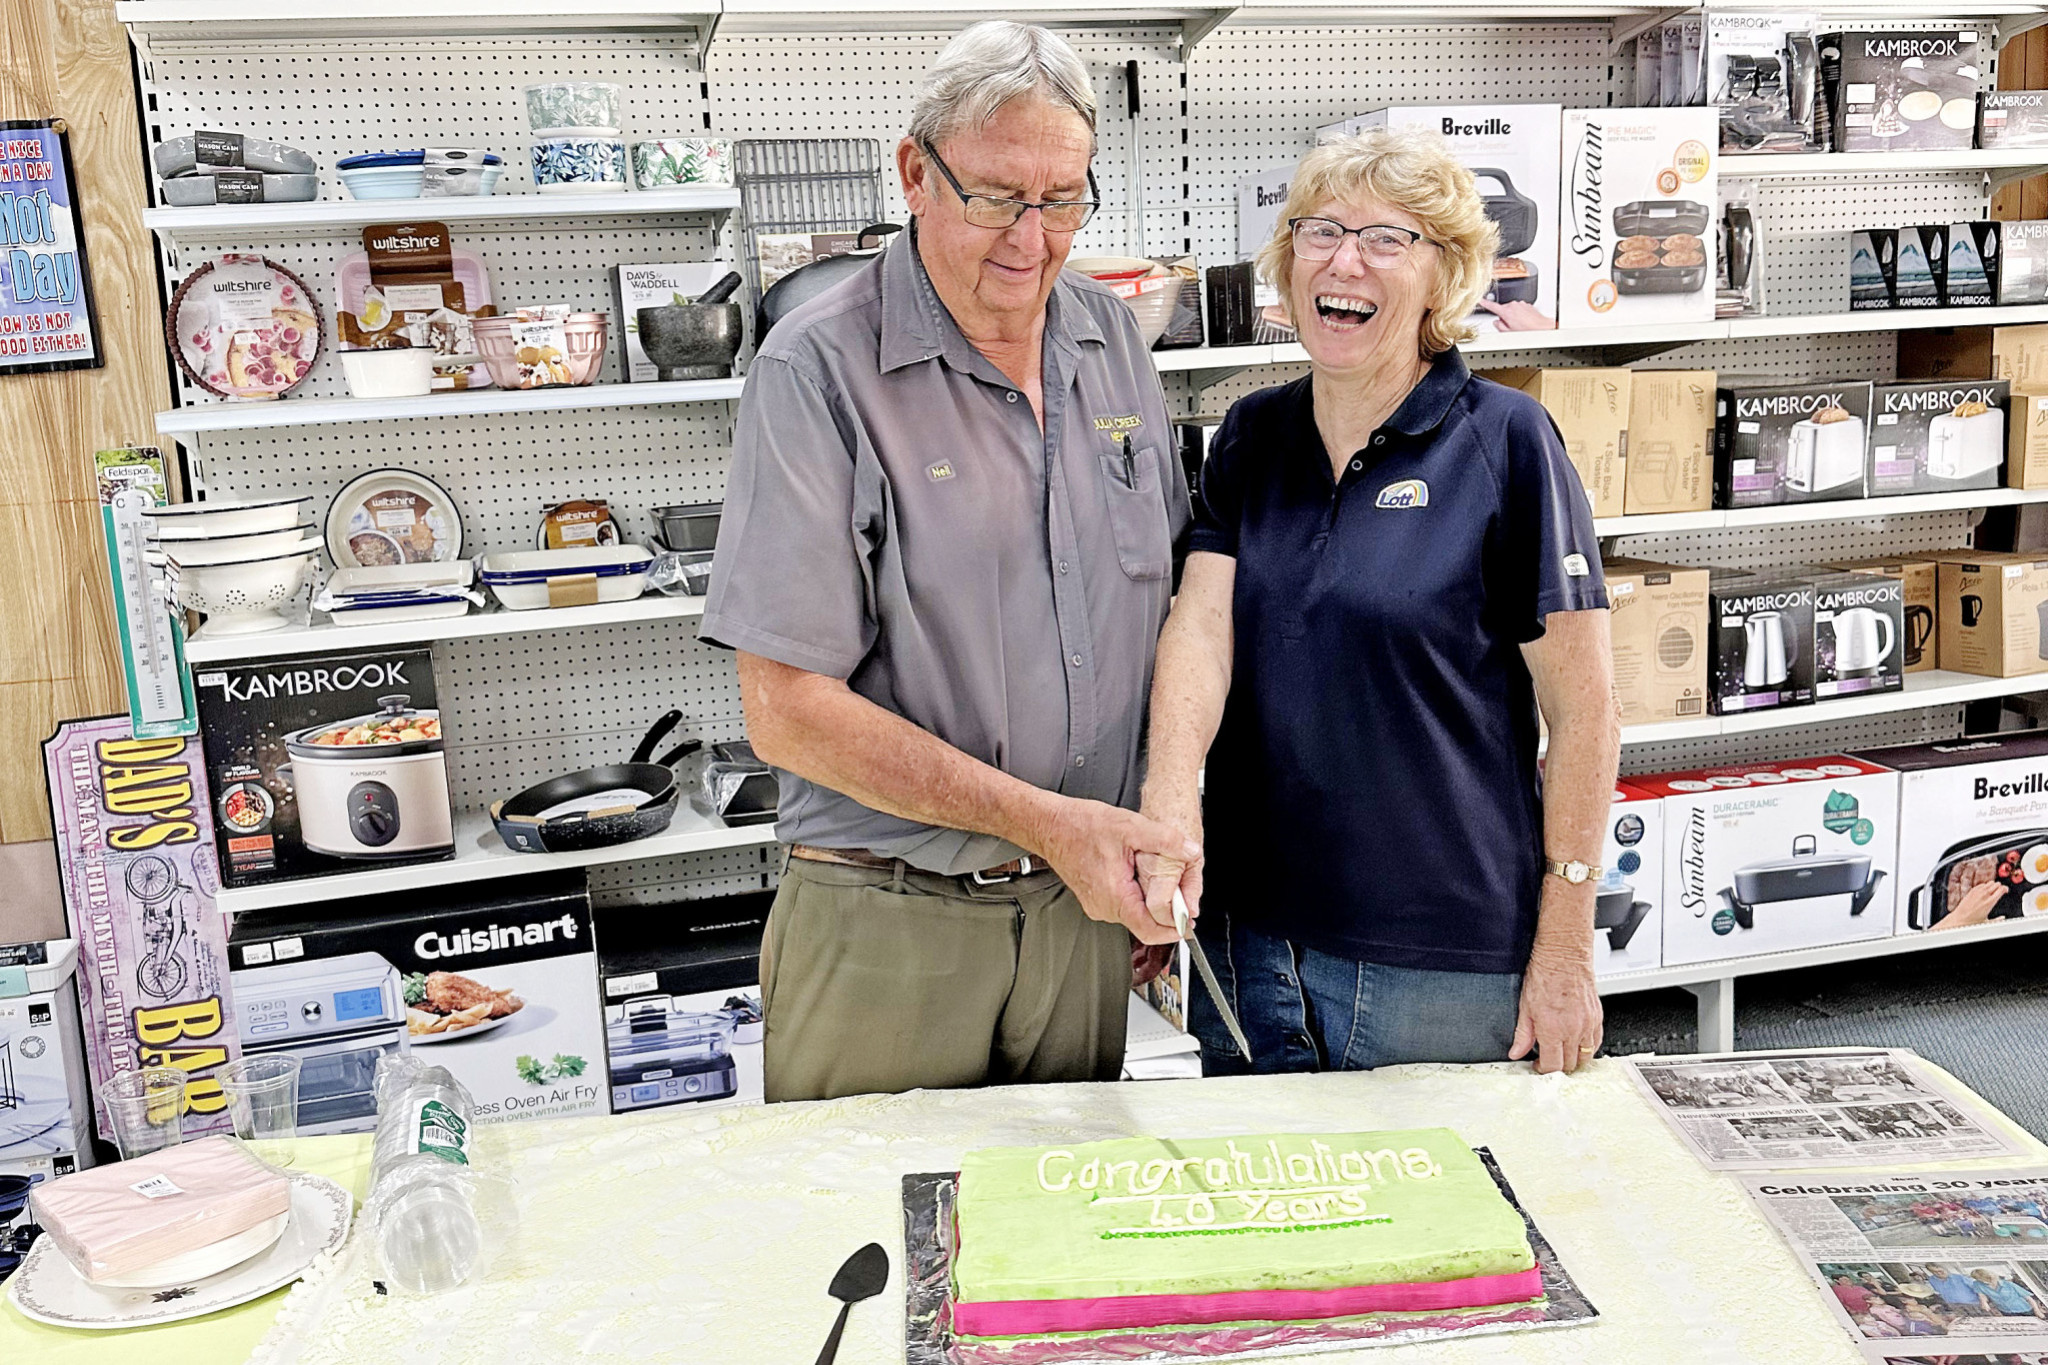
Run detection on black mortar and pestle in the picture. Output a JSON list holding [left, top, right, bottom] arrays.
[[637, 271, 746, 381]]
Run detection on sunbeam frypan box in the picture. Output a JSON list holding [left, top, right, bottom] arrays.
[[1596, 785, 1664, 976], [1852, 733, 2048, 934], [1634, 757, 1898, 965], [1559, 107, 1718, 327], [228, 872, 603, 1130]]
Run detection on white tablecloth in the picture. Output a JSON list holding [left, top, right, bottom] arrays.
[[248, 1058, 2047, 1365]]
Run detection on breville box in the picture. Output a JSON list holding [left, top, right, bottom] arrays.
[[1709, 567, 1816, 713], [1624, 369, 1716, 513], [1898, 323, 2048, 390], [1558, 107, 1718, 328], [1822, 29, 1984, 153], [1978, 90, 2048, 148], [1868, 378, 2008, 495], [1807, 566, 1905, 699], [1604, 557, 1710, 723], [1715, 379, 1873, 506], [1595, 785, 1664, 977], [1825, 556, 1940, 672], [1487, 367, 1629, 514], [1932, 551, 2048, 677]]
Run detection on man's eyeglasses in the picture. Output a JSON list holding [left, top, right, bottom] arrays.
[[920, 141, 1099, 234], [1289, 217, 1438, 265]]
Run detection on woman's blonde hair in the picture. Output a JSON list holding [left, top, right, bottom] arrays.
[[1255, 126, 1500, 358]]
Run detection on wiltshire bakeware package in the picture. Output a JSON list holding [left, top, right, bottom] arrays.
[[1821, 29, 1983, 153], [1603, 558, 1710, 724], [1980, 89, 2048, 147], [1869, 378, 2008, 495], [1808, 565, 1904, 699], [166, 255, 321, 400], [472, 307, 608, 388], [1715, 379, 1873, 506], [1558, 107, 1718, 327], [41, 718, 239, 1143], [1633, 756, 1898, 965], [1931, 550, 2048, 677], [1853, 732, 2048, 933], [611, 261, 732, 382], [227, 872, 605, 1130], [0, 942, 92, 1169], [1826, 556, 1939, 672], [192, 646, 453, 887], [153, 132, 314, 181], [1596, 785, 1663, 976], [335, 222, 495, 390], [1624, 369, 1716, 513], [598, 893, 770, 1114], [1485, 367, 1628, 515], [1709, 566, 1816, 713], [324, 468, 463, 567], [1708, 13, 1822, 153]]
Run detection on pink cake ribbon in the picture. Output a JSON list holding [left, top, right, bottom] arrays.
[[952, 1266, 1545, 1338]]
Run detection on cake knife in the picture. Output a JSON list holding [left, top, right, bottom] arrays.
[[1173, 887, 1254, 1063]]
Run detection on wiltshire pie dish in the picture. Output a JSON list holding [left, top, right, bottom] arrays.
[[167, 255, 323, 400], [324, 468, 463, 568]]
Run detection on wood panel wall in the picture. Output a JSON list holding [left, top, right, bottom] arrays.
[[0, 0, 163, 843], [1996, 26, 2048, 220]]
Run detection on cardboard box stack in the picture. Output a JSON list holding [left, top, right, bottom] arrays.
[[1488, 367, 1630, 516], [1604, 558, 1711, 723], [1624, 369, 1716, 513]]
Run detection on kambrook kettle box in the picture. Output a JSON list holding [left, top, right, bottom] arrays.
[[1604, 558, 1709, 723], [1486, 367, 1629, 515], [1716, 380, 1873, 507], [1870, 379, 2008, 495], [1808, 567, 1904, 698], [1633, 757, 1898, 966], [1596, 784, 1664, 977], [1709, 567, 1815, 713], [1825, 557, 1939, 672], [1933, 550, 2048, 677], [1558, 107, 1718, 328]]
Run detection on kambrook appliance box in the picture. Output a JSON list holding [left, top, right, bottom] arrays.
[[1596, 784, 1664, 977], [1806, 566, 1905, 699], [227, 872, 604, 1133], [1633, 757, 1899, 966], [597, 893, 770, 1115], [1558, 107, 1718, 328], [1603, 558, 1710, 723], [1978, 90, 2048, 148], [1716, 379, 1873, 506], [193, 647, 454, 888], [1869, 379, 2008, 495], [1822, 29, 1984, 153], [1825, 556, 1940, 673], [1709, 567, 1815, 714], [1852, 733, 2048, 934]]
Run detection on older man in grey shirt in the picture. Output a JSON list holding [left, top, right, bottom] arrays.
[[702, 21, 1194, 1101]]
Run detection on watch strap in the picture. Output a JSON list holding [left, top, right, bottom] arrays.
[[1545, 858, 1603, 884]]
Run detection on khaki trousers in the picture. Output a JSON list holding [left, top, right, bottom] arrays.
[[759, 856, 1130, 1102]]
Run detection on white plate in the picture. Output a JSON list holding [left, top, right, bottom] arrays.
[[409, 1013, 510, 1045], [96, 1210, 290, 1289], [325, 468, 464, 569], [8, 1173, 351, 1330]]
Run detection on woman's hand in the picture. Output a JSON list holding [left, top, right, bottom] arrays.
[[1932, 880, 2005, 931], [1509, 945, 1602, 1074]]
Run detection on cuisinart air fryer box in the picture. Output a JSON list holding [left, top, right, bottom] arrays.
[[1853, 733, 2048, 935], [1709, 567, 1815, 714], [1597, 784, 1664, 977], [1559, 107, 1718, 328], [1634, 757, 1899, 965], [1604, 558, 1710, 724], [1931, 550, 2048, 677], [1715, 379, 1873, 506], [194, 648, 454, 888], [228, 872, 603, 1131], [1330, 105, 1562, 333], [1979, 90, 2048, 148], [0, 941, 93, 1168], [1869, 378, 2008, 495], [611, 261, 732, 383], [597, 892, 770, 1116], [1808, 565, 1905, 699], [1821, 29, 1984, 153]]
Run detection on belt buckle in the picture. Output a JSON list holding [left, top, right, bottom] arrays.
[[970, 856, 1035, 886]]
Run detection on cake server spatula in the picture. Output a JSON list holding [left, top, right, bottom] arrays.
[[1174, 887, 1254, 1063], [814, 1241, 888, 1365]]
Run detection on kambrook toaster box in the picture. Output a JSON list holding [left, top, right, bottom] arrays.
[[1339, 105, 1562, 333], [1821, 29, 1983, 153], [1806, 566, 1905, 699], [1869, 379, 2008, 495], [1715, 380, 1873, 507], [1559, 107, 1718, 328], [194, 647, 454, 887], [1932, 550, 2048, 677], [1853, 733, 2048, 934], [1603, 558, 1709, 724], [1596, 784, 1663, 977], [597, 893, 770, 1115], [1633, 757, 1899, 966], [228, 872, 604, 1132], [1709, 567, 1815, 714]]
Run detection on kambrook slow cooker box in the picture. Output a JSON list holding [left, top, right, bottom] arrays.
[[597, 893, 770, 1115], [1596, 785, 1663, 977], [1869, 379, 2009, 495], [1558, 107, 1717, 328], [1852, 733, 2048, 935], [227, 872, 603, 1131], [1632, 757, 1899, 966], [194, 647, 454, 888], [1715, 379, 1873, 507]]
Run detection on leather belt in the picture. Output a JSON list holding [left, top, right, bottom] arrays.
[[790, 844, 1044, 885]]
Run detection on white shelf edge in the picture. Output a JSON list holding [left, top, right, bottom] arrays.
[[1721, 148, 2048, 178], [143, 187, 738, 236], [183, 594, 707, 665], [1614, 670, 2048, 748], [1596, 486, 2048, 537], [118, 0, 715, 37], [155, 376, 744, 434]]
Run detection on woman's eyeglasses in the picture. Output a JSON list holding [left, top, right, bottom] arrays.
[[920, 141, 1099, 233], [1289, 218, 1438, 264]]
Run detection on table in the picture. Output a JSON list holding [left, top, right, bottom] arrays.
[[6, 1059, 2043, 1364]]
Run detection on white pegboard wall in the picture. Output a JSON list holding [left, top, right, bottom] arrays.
[[1613, 508, 1985, 570], [590, 844, 780, 906], [1619, 705, 1976, 777]]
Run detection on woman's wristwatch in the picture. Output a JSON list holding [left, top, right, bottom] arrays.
[[1544, 858, 1603, 885]]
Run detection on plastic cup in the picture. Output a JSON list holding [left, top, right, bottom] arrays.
[[103, 1067, 188, 1160], [218, 1055, 300, 1167]]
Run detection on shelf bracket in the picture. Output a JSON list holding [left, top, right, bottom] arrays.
[[1596, 339, 1697, 366], [696, 11, 720, 58], [1186, 363, 1254, 389], [1181, 6, 1235, 60], [1609, 8, 1687, 57]]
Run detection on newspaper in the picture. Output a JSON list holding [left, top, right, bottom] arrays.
[[1748, 1168, 2048, 1363], [1626, 1049, 2027, 1170]]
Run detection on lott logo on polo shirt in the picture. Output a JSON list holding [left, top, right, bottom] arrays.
[[1375, 479, 1429, 509]]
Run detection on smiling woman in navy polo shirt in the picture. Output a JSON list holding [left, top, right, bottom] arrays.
[[1139, 127, 1620, 1076]]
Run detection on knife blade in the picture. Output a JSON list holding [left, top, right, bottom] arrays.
[[1173, 888, 1253, 1064]]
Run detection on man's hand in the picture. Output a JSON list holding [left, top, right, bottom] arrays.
[[1509, 945, 1602, 1075], [1035, 798, 1199, 945], [1932, 880, 2005, 931], [1137, 795, 1204, 938]]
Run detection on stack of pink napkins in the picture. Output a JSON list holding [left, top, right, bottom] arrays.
[[30, 1136, 292, 1283]]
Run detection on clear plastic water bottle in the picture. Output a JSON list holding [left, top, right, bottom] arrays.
[[366, 1055, 488, 1295]]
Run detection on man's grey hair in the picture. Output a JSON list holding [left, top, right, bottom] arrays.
[[907, 22, 1096, 150]]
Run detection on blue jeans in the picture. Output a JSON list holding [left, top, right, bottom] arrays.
[[1190, 908, 1522, 1073]]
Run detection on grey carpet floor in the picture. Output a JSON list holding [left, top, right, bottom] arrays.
[[1601, 933, 2048, 1142]]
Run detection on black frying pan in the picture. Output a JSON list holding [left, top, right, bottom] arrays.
[[491, 712, 704, 854]]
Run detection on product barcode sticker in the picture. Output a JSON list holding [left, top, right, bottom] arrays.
[[129, 1174, 186, 1199]]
